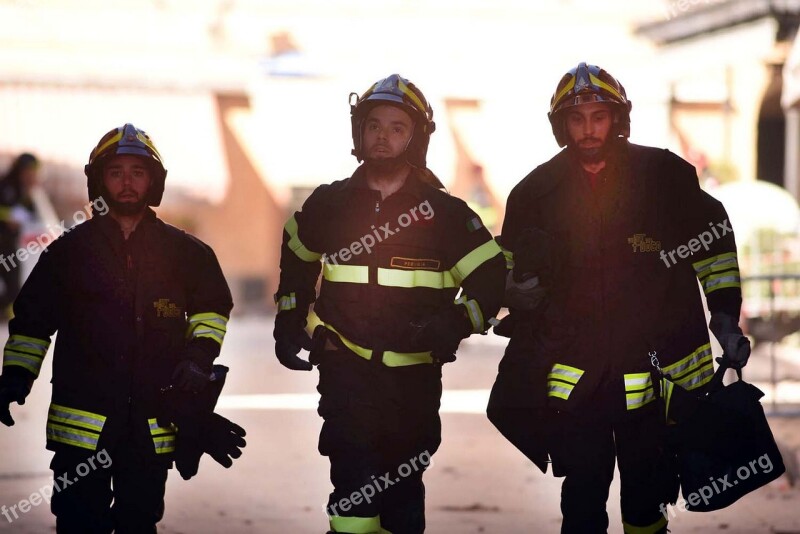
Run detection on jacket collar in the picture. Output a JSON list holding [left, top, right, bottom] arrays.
[[345, 164, 431, 201]]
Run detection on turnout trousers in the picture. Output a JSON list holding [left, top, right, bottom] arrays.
[[50, 421, 170, 534], [549, 404, 677, 534], [315, 345, 442, 534]]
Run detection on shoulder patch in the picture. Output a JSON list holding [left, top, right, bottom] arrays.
[[466, 216, 483, 232]]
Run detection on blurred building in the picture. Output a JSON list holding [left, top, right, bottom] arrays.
[[6, 0, 794, 312]]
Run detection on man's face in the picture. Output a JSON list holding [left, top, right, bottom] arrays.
[[565, 102, 613, 162], [102, 154, 152, 215], [362, 104, 414, 162]]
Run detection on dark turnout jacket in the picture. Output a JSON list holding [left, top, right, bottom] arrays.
[[276, 166, 506, 365], [1, 208, 232, 454], [499, 141, 742, 417]]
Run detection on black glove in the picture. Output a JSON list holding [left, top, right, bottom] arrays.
[[710, 313, 751, 369], [274, 310, 313, 371], [173, 412, 247, 480], [200, 412, 246, 469], [171, 360, 212, 393], [411, 306, 472, 364], [0, 368, 34, 427]]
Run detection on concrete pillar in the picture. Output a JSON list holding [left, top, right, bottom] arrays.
[[785, 107, 800, 200]]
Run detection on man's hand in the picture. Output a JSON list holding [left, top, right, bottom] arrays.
[[171, 360, 212, 392], [0, 370, 33, 427], [411, 306, 473, 364], [504, 271, 549, 311], [273, 310, 313, 371]]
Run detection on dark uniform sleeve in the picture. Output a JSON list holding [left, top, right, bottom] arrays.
[[689, 192, 742, 319], [274, 186, 327, 314], [2, 242, 62, 381], [182, 236, 234, 367], [445, 199, 506, 333]]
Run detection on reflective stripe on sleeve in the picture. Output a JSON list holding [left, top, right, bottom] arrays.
[[285, 215, 322, 262], [3, 334, 51, 377], [186, 312, 229, 346], [450, 240, 503, 285], [455, 295, 484, 333], [499, 244, 514, 270], [276, 292, 297, 311], [693, 252, 741, 295]]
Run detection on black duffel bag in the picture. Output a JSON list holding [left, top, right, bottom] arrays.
[[660, 362, 785, 512]]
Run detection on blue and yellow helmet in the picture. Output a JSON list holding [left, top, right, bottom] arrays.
[[548, 62, 632, 147], [84, 123, 167, 206], [350, 74, 436, 169]]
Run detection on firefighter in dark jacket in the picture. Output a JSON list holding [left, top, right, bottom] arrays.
[[273, 74, 506, 534], [0, 124, 239, 533], [492, 63, 749, 533]]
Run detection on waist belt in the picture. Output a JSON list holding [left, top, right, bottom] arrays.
[[323, 324, 433, 367]]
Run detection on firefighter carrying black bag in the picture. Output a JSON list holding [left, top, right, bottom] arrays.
[[656, 353, 786, 512]]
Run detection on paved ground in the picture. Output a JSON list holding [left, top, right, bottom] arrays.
[[0, 315, 798, 533]]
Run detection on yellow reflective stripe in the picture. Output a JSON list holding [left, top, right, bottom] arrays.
[[623, 372, 651, 390], [626, 387, 656, 410], [548, 364, 585, 384], [661, 378, 675, 422], [661, 344, 712, 379], [702, 272, 741, 294], [547, 382, 574, 400], [46, 423, 100, 451], [553, 77, 577, 108], [329, 515, 383, 533], [48, 403, 106, 432], [692, 252, 738, 279], [456, 296, 484, 333], [153, 436, 176, 454], [397, 78, 427, 116], [500, 246, 514, 270], [2, 355, 43, 376], [672, 361, 714, 391], [6, 334, 50, 356], [324, 264, 369, 284], [0, 206, 11, 221], [589, 73, 625, 102], [285, 215, 322, 262], [377, 268, 456, 289], [93, 131, 123, 160], [450, 240, 503, 285], [323, 324, 433, 367], [148, 418, 176, 436], [187, 312, 228, 345], [277, 293, 297, 311], [623, 514, 668, 534]]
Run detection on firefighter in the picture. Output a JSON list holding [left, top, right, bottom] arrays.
[[273, 74, 506, 533], [493, 63, 749, 533], [0, 124, 244, 533]]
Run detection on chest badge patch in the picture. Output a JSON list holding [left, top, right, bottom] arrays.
[[627, 233, 661, 252], [390, 257, 441, 271], [154, 298, 183, 318]]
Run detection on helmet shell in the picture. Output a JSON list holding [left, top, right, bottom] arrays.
[[84, 123, 167, 206], [548, 62, 632, 147], [350, 74, 436, 168]]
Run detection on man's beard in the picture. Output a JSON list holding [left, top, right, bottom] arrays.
[[570, 137, 613, 165], [364, 154, 408, 174], [104, 188, 149, 216]]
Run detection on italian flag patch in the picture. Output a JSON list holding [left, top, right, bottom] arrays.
[[466, 216, 483, 232]]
